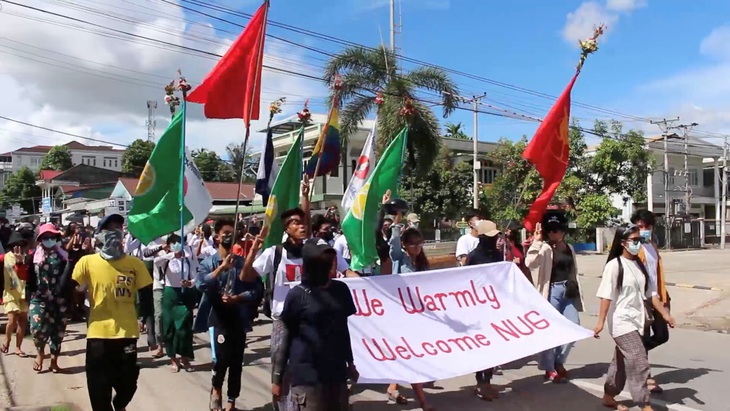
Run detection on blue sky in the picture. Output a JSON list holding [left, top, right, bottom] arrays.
[[248, 0, 730, 144], [2, 0, 729, 156]]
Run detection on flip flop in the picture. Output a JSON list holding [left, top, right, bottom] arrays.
[[16, 351, 29, 358], [0, 344, 9, 354], [32, 359, 43, 373], [209, 392, 222, 411]]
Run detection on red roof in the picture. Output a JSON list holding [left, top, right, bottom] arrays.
[[13, 140, 123, 154], [39, 170, 63, 180], [117, 178, 253, 201]]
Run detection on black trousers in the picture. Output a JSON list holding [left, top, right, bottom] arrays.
[[291, 384, 349, 411], [644, 307, 670, 351], [211, 326, 246, 402], [86, 338, 140, 411]]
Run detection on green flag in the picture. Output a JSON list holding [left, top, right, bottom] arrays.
[[128, 108, 213, 244], [342, 126, 407, 271], [263, 127, 304, 249]]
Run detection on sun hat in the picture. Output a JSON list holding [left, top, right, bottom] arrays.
[[36, 223, 61, 241], [476, 220, 501, 237]]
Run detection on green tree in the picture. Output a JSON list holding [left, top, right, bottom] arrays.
[[400, 148, 473, 222], [40, 146, 73, 171], [122, 139, 155, 177], [0, 166, 42, 213], [587, 120, 654, 204], [225, 142, 255, 183], [192, 149, 234, 182], [324, 45, 458, 173], [444, 122, 469, 139]]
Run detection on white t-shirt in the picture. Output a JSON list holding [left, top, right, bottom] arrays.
[[154, 247, 196, 288], [596, 256, 656, 338], [643, 243, 659, 297], [456, 234, 479, 260], [333, 234, 351, 260], [253, 245, 303, 319]]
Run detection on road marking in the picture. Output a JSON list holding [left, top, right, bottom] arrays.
[[571, 379, 702, 411]]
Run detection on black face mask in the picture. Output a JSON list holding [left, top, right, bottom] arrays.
[[220, 234, 233, 249], [322, 231, 334, 243]]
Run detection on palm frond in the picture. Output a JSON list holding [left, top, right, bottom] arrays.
[[406, 66, 459, 117], [340, 93, 376, 140]]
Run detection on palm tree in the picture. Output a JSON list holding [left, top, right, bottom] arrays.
[[225, 142, 256, 183], [444, 122, 469, 139], [324, 46, 459, 172]]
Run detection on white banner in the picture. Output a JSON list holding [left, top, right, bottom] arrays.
[[340, 262, 594, 384]]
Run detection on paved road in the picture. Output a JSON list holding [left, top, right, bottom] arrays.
[[2, 249, 728, 410]]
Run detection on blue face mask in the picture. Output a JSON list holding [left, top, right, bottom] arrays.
[[41, 238, 57, 249], [639, 230, 652, 243], [626, 242, 642, 256], [170, 242, 183, 253]]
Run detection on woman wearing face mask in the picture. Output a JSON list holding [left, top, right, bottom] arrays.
[[386, 210, 434, 411], [27, 223, 71, 373], [155, 233, 197, 373], [593, 225, 675, 411], [525, 211, 584, 383], [2, 230, 32, 357]]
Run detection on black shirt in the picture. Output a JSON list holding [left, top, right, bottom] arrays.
[[551, 244, 574, 283], [280, 280, 356, 386]]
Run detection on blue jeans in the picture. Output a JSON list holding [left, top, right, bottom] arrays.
[[540, 281, 580, 372]]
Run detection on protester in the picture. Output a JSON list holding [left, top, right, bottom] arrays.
[[141, 237, 166, 358], [631, 209, 671, 394], [387, 210, 434, 410], [464, 220, 503, 400], [593, 225, 675, 411], [155, 233, 197, 372], [198, 218, 263, 411], [1, 230, 31, 357], [66, 223, 92, 321], [455, 212, 484, 266], [272, 238, 358, 411], [28, 223, 71, 373], [332, 228, 351, 265], [525, 210, 583, 383], [71, 213, 153, 411], [312, 214, 354, 277], [504, 224, 533, 283]]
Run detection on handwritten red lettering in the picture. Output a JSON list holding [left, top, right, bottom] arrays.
[[395, 345, 411, 360], [352, 289, 385, 317], [474, 333, 491, 347], [422, 342, 438, 356], [361, 334, 492, 361], [362, 338, 396, 361], [400, 337, 425, 358], [525, 310, 550, 330], [397, 281, 502, 314]]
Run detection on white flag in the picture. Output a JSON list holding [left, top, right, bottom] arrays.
[[342, 120, 377, 210]]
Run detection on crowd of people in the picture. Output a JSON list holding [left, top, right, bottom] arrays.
[[0, 181, 675, 411]]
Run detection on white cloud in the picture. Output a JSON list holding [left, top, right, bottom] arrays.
[[562, 0, 646, 44], [605, 0, 647, 12], [0, 0, 325, 157], [633, 26, 730, 136]]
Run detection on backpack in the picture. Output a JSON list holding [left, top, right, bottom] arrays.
[[262, 245, 283, 319]]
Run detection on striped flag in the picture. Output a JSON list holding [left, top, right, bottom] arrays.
[[255, 126, 278, 207], [342, 119, 376, 210]]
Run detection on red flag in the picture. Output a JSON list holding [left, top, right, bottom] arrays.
[[522, 73, 578, 232], [187, 1, 268, 123]]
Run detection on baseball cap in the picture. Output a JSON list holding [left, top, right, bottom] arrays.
[[96, 214, 125, 233], [302, 237, 337, 263], [406, 213, 420, 224], [476, 220, 501, 237]]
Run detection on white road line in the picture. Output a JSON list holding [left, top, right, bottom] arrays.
[[571, 380, 702, 411]]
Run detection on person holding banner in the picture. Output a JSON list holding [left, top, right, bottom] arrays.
[[386, 210, 434, 411], [525, 211, 584, 383], [593, 225, 675, 411]]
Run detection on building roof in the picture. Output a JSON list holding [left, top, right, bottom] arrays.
[[39, 170, 63, 180], [12, 140, 123, 154], [116, 177, 253, 201]]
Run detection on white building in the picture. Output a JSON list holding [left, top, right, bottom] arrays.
[[609, 134, 728, 222], [257, 113, 500, 209]]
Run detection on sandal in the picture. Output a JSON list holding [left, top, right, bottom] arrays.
[[209, 390, 222, 411], [33, 358, 43, 373], [169, 362, 181, 373], [16, 350, 29, 358], [647, 379, 664, 394], [0, 343, 8, 354], [386, 390, 408, 405], [181, 358, 194, 372], [602, 396, 629, 410]]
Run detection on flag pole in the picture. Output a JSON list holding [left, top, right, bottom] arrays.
[[231, 0, 269, 244], [178, 72, 191, 282]]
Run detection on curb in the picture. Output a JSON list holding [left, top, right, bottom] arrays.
[[578, 273, 724, 291], [0, 351, 13, 411]]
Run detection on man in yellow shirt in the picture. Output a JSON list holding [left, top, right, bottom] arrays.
[[71, 214, 153, 411]]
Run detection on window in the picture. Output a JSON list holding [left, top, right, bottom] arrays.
[[114, 159, 119, 168], [30, 157, 41, 167], [688, 169, 699, 186], [478, 160, 499, 185], [103, 157, 115, 168], [82, 156, 94, 166], [666, 167, 675, 185]]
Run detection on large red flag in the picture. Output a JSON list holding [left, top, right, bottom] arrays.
[[187, 1, 268, 123], [522, 73, 578, 232]]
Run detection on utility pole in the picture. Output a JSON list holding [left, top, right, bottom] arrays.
[[651, 117, 679, 249], [722, 135, 728, 249], [674, 123, 698, 215], [389, 0, 395, 51]]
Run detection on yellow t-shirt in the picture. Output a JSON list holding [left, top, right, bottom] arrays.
[[72, 253, 153, 339]]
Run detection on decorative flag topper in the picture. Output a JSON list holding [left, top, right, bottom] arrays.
[[375, 92, 384, 106], [297, 99, 311, 124], [177, 69, 192, 94], [333, 73, 342, 91], [399, 96, 417, 118], [576, 24, 606, 72], [268, 97, 285, 122]]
